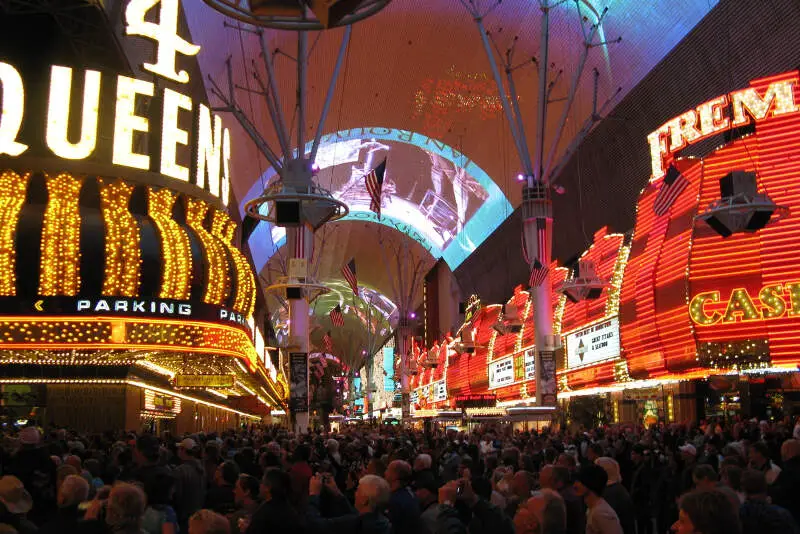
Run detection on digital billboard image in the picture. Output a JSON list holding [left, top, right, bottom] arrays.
[[242, 128, 511, 272]]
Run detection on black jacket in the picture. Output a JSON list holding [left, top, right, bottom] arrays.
[[771, 456, 800, 525], [602, 483, 636, 534], [388, 487, 422, 534], [247, 497, 305, 534], [435, 499, 513, 534], [306, 495, 391, 534]]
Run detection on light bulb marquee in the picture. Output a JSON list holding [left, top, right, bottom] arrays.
[[0, 0, 276, 391]]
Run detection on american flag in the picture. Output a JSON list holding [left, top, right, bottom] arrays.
[[341, 258, 358, 295], [529, 218, 550, 288], [323, 331, 334, 354], [364, 160, 387, 218], [653, 164, 689, 216], [330, 304, 345, 327]]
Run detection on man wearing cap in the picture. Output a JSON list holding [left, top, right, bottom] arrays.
[[175, 438, 207, 532], [677, 443, 698, 496], [573, 464, 623, 534]]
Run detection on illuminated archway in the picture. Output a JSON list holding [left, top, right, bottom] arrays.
[[241, 127, 512, 272]]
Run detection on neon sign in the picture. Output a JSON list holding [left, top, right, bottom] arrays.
[[647, 73, 800, 180], [689, 283, 800, 326], [0, 0, 232, 205]]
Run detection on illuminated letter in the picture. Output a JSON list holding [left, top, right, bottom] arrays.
[[647, 125, 670, 180], [196, 104, 222, 193], [77, 300, 90, 311], [46, 66, 101, 160], [160, 88, 192, 181], [689, 291, 722, 326], [113, 76, 154, 170], [125, 0, 200, 84], [731, 80, 799, 126], [722, 288, 759, 323], [785, 281, 800, 317], [0, 62, 28, 156], [178, 303, 191, 315], [221, 127, 231, 206], [666, 110, 702, 151], [696, 95, 730, 137], [759, 284, 786, 319]]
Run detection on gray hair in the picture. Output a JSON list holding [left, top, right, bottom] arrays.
[[358, 475, 391, 512], [415, 454, 432, 470], [59, 474, 90, 507], [106, 483, 145, 531]]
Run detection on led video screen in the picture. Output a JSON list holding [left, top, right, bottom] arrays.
[[242, 128, 511, 272]]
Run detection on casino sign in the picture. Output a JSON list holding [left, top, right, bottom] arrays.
[[0, 0, 285, 418]]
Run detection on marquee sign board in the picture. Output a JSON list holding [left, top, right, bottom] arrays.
[[565, 317, 620, 369], [175, 374, 235, 388]]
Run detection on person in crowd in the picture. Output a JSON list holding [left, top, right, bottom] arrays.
[[539, 465, 584, 534], [384, 460, 421, 534], [692, 464, 739, 510], [246, 465, 303, 534], [288, 443, 313, 511], [436, 477, 513, 534], [0, 475, 38, 534], [628, 444, 653, 534], [672, 489, 741, 534], [141, 471, 179, 534], [88, 482, 148, 534], [677, 443, 699, 495], [770, 438, 800, 524], [573, 464, 623, 534], [174, 438, 207, 531], [505, 470, 534, 519], [38, 474, 89, 534], [134, 435, 171, 503], [512, 489, 567, 534], [307, 473, 391, 534], [189, 509, 231, 534], [749, 441, 781, 485], [720, 464, 744, 504], [204, 443, 223, 489], [593, 458, 634, 534], [413, 453, 433, 474], [205, 461, 239, 515], [7, 427, 56, 525], [413, 470, 440, 534], [739, 468, 799, 534], [229, 474, 261, 534]]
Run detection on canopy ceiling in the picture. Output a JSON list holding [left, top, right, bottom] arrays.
[[183, 0, 717, 349]]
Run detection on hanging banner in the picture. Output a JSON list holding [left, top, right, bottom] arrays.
[[289, 352, 309, 413], [539, 350, 557, 406]]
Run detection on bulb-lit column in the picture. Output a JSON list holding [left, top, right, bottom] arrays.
[[288, 224, 313, 433]]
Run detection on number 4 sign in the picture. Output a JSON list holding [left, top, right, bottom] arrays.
[[125, 0, 201, 84]]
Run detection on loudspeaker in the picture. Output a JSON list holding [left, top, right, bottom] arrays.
[[286, 287, 303, 300], [745, 207, 775, 231], [587, 287, 602, 299], [719, 171, 757, 198], [275, 201, 301, 226], [309, 0, 373, 27]]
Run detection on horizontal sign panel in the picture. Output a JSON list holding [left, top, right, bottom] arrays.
[[175, 374, 235, 388], [454, 394, 496, 408], [565, 316, 620, 368]]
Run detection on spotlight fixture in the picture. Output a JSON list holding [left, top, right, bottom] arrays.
[[558, 260, 605, 303]]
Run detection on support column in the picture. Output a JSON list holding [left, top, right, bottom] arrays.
[[289, 225, 313, 433], [397, 318, 411, 421]]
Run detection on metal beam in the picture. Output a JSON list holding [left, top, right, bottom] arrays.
[[310, 24, 352, 163]]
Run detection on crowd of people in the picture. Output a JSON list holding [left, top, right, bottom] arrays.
[[0, 416, 798, 534]]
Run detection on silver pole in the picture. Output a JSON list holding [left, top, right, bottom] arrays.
[[297, 31, 308, 157], [532, 0, 549, 185], [473, 16, 532, 175], [258, 31, 292, 161], [311, 25, 352, 162]]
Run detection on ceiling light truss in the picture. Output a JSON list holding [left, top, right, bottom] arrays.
[[208, 24, 352, 229], [200, 0, 391, 31], [461, 0, 621, 406]]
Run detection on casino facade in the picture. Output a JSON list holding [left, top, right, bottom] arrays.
[[372, 70, 800, 428], [0, 0, 286, 432]]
